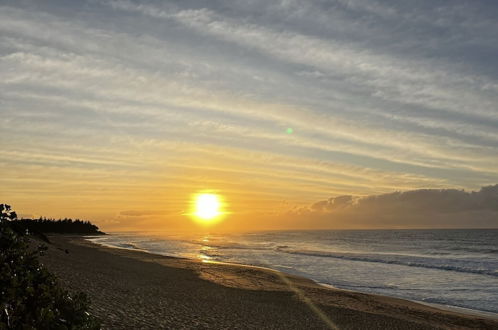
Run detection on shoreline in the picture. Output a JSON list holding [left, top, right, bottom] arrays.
[[40, 235, 498, 329], [87, 234, 498, 319], [316, 282, 498, 320], [413, 301, 498, 320]]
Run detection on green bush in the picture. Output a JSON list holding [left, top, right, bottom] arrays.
[[0, 204, 100, 329]]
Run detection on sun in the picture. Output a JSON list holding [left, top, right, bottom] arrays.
[[192, 193, 224, 223]]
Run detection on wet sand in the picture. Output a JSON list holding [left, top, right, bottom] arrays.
[[39, 236, 498, 329]]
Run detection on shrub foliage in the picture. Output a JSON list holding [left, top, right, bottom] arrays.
[[0, 204, 100, 329]]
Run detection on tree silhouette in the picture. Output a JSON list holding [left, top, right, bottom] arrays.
[[13, 217, 105, 235]]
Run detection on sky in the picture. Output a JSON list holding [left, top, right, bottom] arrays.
[[1, 0, 497, 231]]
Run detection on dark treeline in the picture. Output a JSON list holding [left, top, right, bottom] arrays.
[[14, 218, 105, 235]]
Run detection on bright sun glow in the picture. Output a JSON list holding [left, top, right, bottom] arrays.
[[193, 193, 222, 222]]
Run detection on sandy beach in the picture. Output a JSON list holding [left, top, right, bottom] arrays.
[[39, 236, 498, 330]]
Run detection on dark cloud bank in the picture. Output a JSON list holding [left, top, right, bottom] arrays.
[[294, 185, 498, 229]]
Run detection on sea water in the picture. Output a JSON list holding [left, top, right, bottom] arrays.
[[88, 229, 498, 314]]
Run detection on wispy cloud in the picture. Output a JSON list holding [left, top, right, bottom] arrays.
[[1, 0, 497, 228]]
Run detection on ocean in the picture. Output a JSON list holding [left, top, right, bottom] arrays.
[[88, 229, 498, 314]]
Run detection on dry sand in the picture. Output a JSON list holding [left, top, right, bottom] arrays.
[[39, 236, 498, 329]]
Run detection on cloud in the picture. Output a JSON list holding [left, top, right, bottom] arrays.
[[119, 210, 169, 217], [310, 195, 355, 212], [1, 1, 498, 226], [292, 185, 498, 228], [355, 184, 498, 213]]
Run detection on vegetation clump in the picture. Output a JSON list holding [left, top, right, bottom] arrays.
[[0, 204, 100, 329], [13, 218, 105, 235]]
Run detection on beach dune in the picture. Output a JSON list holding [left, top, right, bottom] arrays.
[[40, 236, 497, 329]]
